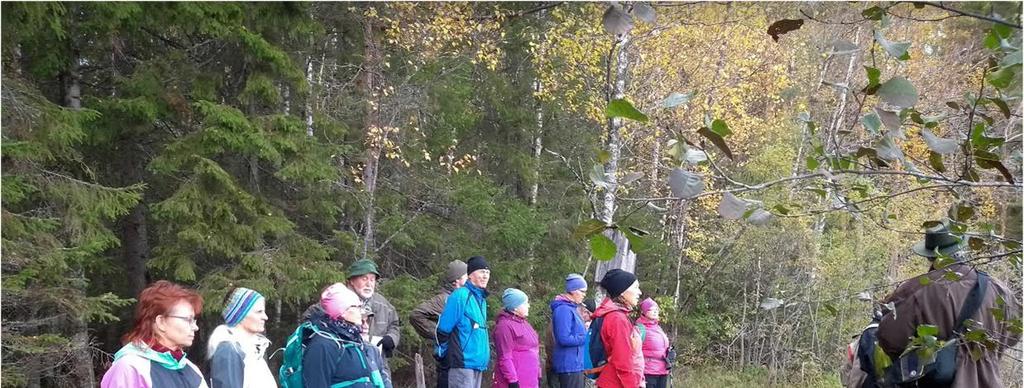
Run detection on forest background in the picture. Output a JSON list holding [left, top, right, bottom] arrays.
[[2, 1, 1022, 387]]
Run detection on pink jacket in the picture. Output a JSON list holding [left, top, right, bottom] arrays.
[[492, 310, 541, 388], [638, 316, 670, 376]]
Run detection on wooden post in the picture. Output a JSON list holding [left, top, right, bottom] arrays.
[[415, 353, 426, 388]]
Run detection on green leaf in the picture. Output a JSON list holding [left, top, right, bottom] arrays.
[[772, 204, 790, 215], [919, 276, 931, 286], [948, 202, 975, 222], [621, 227, 649, 252], [991, 98, 1012, 119], [590, 234, 617, 261], [984, 30, 1001, 50], [767, 19, 804, 42], [865, 66, 882, 89], [975, 156, 1016, 184], [804, 187, 827, 199], [933, 255, 956, 270], [971, 124, 1006, 150], [668, 168, 703, 198], [987, 65, 1020, 90], [806, 156, 820, 170], [711, 119, 733, 137], [920, 129, 958, 155], [862, 6, 886, 21], [917, 324, 939, 337], [969, 237, 985, 250], [660, 92, 692, 108], [878, 77, 919, 108], [606, 98, 649, 122], [943, 270, 963, 282], [875, 30, 911, 61], [862, 113, 882, 135], [874, 343, 893, 377], [697, 127, 734, 159], [823, 303, 839, 316], [573, 219, 608, 240], [597, 150, 611, 164], [928, 151, 946, 173]]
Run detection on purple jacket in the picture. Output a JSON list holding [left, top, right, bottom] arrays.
[[638, 316, 670, 376], [492, 310, 540, 388]]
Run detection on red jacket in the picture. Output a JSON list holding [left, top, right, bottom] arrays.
[[593, 298, 644, 388]]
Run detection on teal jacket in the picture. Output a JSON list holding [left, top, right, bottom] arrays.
[[435, 283, 490, 371]]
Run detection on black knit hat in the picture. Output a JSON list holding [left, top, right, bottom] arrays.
[[600, 269, 637, 298], [583, 298, 597, 313], [467, 256, 490, 275]]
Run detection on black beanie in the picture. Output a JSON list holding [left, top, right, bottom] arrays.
[[467, 256, 490, 275], [583, 298, 597, 313], [600, 269, 637, 298]]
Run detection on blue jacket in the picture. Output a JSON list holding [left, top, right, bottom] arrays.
[[435, 282, 490, 371], [549, 296, 587, 373]]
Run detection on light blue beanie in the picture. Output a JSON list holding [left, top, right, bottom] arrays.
[[502, 288, 528, 311]]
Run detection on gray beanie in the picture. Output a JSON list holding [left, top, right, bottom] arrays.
[[445, 260, 468, 283]]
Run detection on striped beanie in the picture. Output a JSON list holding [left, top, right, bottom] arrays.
[[222, 288, 264, 327]]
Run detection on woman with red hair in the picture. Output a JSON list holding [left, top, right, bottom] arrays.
[[101, 280, 208, 388]]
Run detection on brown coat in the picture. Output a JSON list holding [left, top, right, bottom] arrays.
[[877, 263, 1020, 388], [410, 285, 455, 344]]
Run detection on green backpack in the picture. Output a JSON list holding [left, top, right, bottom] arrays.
[[278, 322, 386, 388]]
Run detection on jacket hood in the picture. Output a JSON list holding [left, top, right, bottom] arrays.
[[114, 342, 190, 371], [550, 295, 578, 311]]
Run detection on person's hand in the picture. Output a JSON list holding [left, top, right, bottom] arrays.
[[380, 335, 395, 358]]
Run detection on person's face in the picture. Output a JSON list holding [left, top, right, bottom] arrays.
[[453, 274, 468, 288], [644, 305, 660, 321], [155, 301, 198, 350], [469, 269, 490, 289], [514, 302, 530, 318], [237, 298, 268, 334], [341, 305, 365, 325], [621, 281, 642, 308], [348, 274, 377, 299], [569, 288, 587, 304]]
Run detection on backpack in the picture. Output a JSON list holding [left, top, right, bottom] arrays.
[[582, 315, 646, 380], [279, 322, 386, 388], [850, 272, 989, 388]]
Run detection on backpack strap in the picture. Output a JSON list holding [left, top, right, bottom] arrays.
[[953, 271, 989, 335]]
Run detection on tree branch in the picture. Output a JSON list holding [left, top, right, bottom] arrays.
[[901, 2, 1022, 29], [622, 169, 1021, 202]]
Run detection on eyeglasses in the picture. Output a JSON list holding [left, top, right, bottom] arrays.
[[166, 315, 199, 326]]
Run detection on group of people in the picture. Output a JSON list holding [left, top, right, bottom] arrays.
[[98, 254, 674, 388], [408, 257, 673, 388], [97, 220, 1019, 388]]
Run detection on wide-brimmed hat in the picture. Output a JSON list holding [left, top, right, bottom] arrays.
[[911, 221, 964, 258]]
